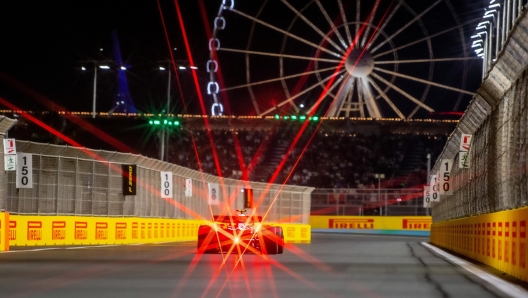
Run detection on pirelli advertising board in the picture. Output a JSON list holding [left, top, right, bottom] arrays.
[[1, 214, 311, 248], [310, 216, 432, 231], [6, 215, 203, 247]]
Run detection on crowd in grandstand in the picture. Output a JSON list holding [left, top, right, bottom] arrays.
[[9, 114, 448, 189], [166, 124, 446, 189]]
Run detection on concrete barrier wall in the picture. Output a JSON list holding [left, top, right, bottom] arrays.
[[0, 214, 310, 249], [0, 212, 8, 251], [431, 207, 528, 282], [310, 216, 431, 236]]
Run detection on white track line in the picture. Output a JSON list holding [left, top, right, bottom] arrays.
[[0, 248, 60, 253], [422, 242, 528, 298]]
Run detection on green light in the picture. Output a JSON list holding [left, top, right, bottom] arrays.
[[153, 120, 161, 125], [311, 116, 319, 121], [283, 116, 289, 120], [275, 114, 280, 120], [163, 119, 168, 125], [300, 115, 306, 120], [168, 121, 173, 125], [175, 121, 180, 126], [291, 115, 297, 120], [149, 120, 153, 125]]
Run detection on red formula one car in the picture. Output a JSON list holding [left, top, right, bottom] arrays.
[[197, 210, 284, 255]]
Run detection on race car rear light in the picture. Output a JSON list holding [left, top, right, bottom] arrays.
[[255, 223, 261, 232], [234, 237, 240, 244]]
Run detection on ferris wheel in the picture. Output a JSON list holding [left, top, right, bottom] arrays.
[[208, 0, 482, 118]]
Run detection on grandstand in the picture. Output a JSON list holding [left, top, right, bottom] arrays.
[[3, 111, 457, 188], [5, 111, 454, 194]]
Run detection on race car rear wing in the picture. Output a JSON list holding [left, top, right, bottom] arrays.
[[212, 215, 263, 223]]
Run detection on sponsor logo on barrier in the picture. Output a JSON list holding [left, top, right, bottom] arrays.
[[116, 223, 127, 240], [95, 222, 108, 240], [141, 223, 146, 239], [328, 218, 374, 229], [132, 222, 138, 239], [287, 227, 296, 239], [27, 221, 42, 241], [521, 221, 526, 269], [172, 223, 176, 238], [75, 222, 88, 240], [160, 223, 164, 238], [177, 223, 180, 238], [402, 218, 431, 230], [52, 221, 66, 240], [148, 223, 152, 239], [154, 223, 158, 238], [301, 228, 308, 239]]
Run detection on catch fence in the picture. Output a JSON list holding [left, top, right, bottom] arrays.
[[0, 138, 312, 224], [431, 10, 528, 222]]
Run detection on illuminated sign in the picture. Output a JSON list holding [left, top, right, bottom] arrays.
[[328, 218, 374, 229], [122, 164, 137, 195], [402, 218, 431, 230]]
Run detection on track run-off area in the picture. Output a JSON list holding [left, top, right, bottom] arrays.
[[1, 233, 527, 298]]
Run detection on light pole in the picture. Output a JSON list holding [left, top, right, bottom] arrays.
[[81, 61, 111, 118], [159, 65, 172, 162], [374, 173, 385, 215]]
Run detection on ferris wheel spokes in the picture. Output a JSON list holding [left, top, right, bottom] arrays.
[[221, 66, 338, 92], [374, 18, 480, 59], [360, 0, 381, 49], [368, 77, 405, 119], [280, 0, 346, 55], [231, 9, 343, 58], [366, 1, 403, 51], [220, 48, 341, 63], [374, 67, 476, 96], [260, 69, 346, 116], [370, 72, 434, 114], [314, 0, 348, 49], [370, 0, 443, 54]]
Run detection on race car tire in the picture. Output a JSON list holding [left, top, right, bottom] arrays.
[[197, 225, 217, 254], [263, 227, 280, 255], [274, 226, 284, 254]]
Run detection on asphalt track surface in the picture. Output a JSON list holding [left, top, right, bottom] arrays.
[[0, 233, 526, 298]]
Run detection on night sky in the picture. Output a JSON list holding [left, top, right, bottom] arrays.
[[0, 0, 488, 117]]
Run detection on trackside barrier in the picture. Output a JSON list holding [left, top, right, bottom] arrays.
[[310, 216, 431, 236], [8, 215, 203, 246], [431, 207, 528, 282], [5, 215, 311, 247], [274, 223, 311, 243], [0, 212, 8, 251]]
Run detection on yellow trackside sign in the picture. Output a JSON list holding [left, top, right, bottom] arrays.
[[8, 215, 204, 246], [273, 223, 311, 243], [310, 216, 431, 231], [5, 215, 312, 247], [0, 212, 9, 251], [431, 207, 528, 282]]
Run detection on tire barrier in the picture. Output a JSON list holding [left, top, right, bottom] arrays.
[[431, 207, 528, 282], [310, 216, 431, 236]]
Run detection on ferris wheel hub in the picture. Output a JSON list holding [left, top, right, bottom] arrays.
[[345, 48, 374, 78]]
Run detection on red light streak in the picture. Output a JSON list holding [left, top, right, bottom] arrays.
[[0, 72, 138, 154]]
